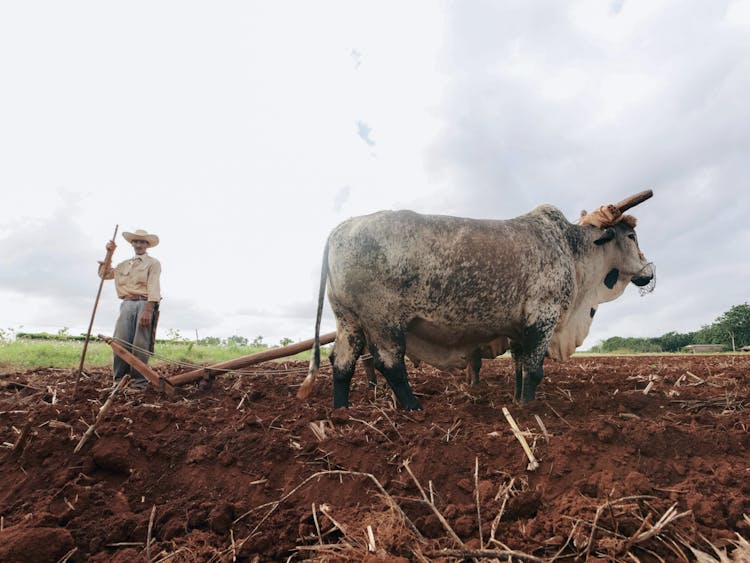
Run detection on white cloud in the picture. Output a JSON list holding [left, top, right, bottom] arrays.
[[0, 0, 748, 356]]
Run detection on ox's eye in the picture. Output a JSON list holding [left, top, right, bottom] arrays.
[[627, 234, 636, 241]]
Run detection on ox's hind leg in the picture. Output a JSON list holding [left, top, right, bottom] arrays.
[[369, 329, 422, 410], [467, 349, 482, 385], [330, 325, 366, 408]]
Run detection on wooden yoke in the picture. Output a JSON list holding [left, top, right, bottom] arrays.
[[98, 335, 175, 395]]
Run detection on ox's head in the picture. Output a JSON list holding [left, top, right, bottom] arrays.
[[583, 189, 655, 294], [593, 223, 654, 289]]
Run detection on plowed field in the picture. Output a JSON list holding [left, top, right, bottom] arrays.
[[1, 354, 749, 562]]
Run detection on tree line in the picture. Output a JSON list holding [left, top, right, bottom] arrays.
[[590, 303, 750, 353], [6, 303, 749, 354]]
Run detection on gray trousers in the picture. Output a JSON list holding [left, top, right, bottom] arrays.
[[113, 300, 154, 384]]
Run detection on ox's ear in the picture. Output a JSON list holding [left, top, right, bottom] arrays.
[[594, 227, 616, 246]]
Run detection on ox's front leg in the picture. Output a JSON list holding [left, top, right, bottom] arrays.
[[369, 330, 422, 410], [330, 330, 366, 408], [515, 321, 555, 403]]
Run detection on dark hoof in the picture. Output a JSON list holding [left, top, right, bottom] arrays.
[[402, 399, 423, 411]]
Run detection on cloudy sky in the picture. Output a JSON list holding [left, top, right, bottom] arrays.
[[1, 1, 748, 351]]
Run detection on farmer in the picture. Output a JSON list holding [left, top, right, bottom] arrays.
[[98, 229, 162, 388]]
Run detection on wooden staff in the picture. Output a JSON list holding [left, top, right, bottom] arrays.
[[73, 225, 118, 398]]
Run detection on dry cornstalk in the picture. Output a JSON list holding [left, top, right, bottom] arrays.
[[474, 456, 483, 549], [686, 371, 705, 385], [146, 504, 157, 561], [425, 548, 543, 562], [57, 546, 78, 563], [318, 504, 356, 547], [12, 419, 33, 456], [74, 375, 130, 454], [402, 460, 464, 547], [308, 421, 328, 442], [489, 490, 509, 543], [374, 406, 403, 440], [544, 401, 574, 428], [643, 381, 654, 395], [350, 417, 392, 442], [241, 470, 422, 540], [583, 495, 657, 559], [631, 503, 691, 543], [549, 520, 581, 562], [502, 407, 539, 471], [366, 525, 376, 553], [534, 414, 550, 443], [312, 503, 323, 545]]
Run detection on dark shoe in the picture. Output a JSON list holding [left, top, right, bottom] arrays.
[[129, 378, 149, 390]]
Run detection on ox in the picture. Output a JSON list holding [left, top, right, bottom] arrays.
[[298, 191, 654, 409]]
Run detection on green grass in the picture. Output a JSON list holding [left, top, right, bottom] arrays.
[[0, 338, 322, 373]]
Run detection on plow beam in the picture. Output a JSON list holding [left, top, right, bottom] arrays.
[[98, 335, 175, 395], [167, 331, 336, 387]]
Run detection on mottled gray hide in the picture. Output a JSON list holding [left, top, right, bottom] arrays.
[[305, 206, 653, 409]]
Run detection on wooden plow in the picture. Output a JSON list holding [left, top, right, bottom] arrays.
[[99, 331, 337, 393]]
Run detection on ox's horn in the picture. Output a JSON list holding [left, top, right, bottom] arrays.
[[616, 189, 653, 213]]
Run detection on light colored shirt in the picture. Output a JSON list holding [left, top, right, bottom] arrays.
[[99, 253, 162, 302]]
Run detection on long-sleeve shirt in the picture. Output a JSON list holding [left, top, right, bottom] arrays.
[[99, 254, 162, 302]]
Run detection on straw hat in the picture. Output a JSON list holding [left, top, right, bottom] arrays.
[[123, 229, 159, 247]]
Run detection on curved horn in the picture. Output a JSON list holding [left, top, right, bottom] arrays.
[[616, 189, 653, 213]]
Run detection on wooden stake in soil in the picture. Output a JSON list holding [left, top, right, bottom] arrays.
[[74, 375, 130, 454], [502, 407, 539, 471]]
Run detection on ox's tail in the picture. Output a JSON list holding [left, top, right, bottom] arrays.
[[297, 239, 330, 400]]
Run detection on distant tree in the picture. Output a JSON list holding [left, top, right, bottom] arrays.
[[57, 327, 70, 338], [714, 303, 750, 351], [657, 331, 695, 352], [226, 335, 249, 347], [591, 336, 661, 353], [251, 335, 265, 348], [198, 336, 221, 346], [279, 337, 293, 347], [166, 328, 186, 341]]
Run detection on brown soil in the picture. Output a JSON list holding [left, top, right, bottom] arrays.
[[1, 354, 749, 562]]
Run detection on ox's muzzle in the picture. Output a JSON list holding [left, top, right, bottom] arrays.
[[631, 262, 655, 288]]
